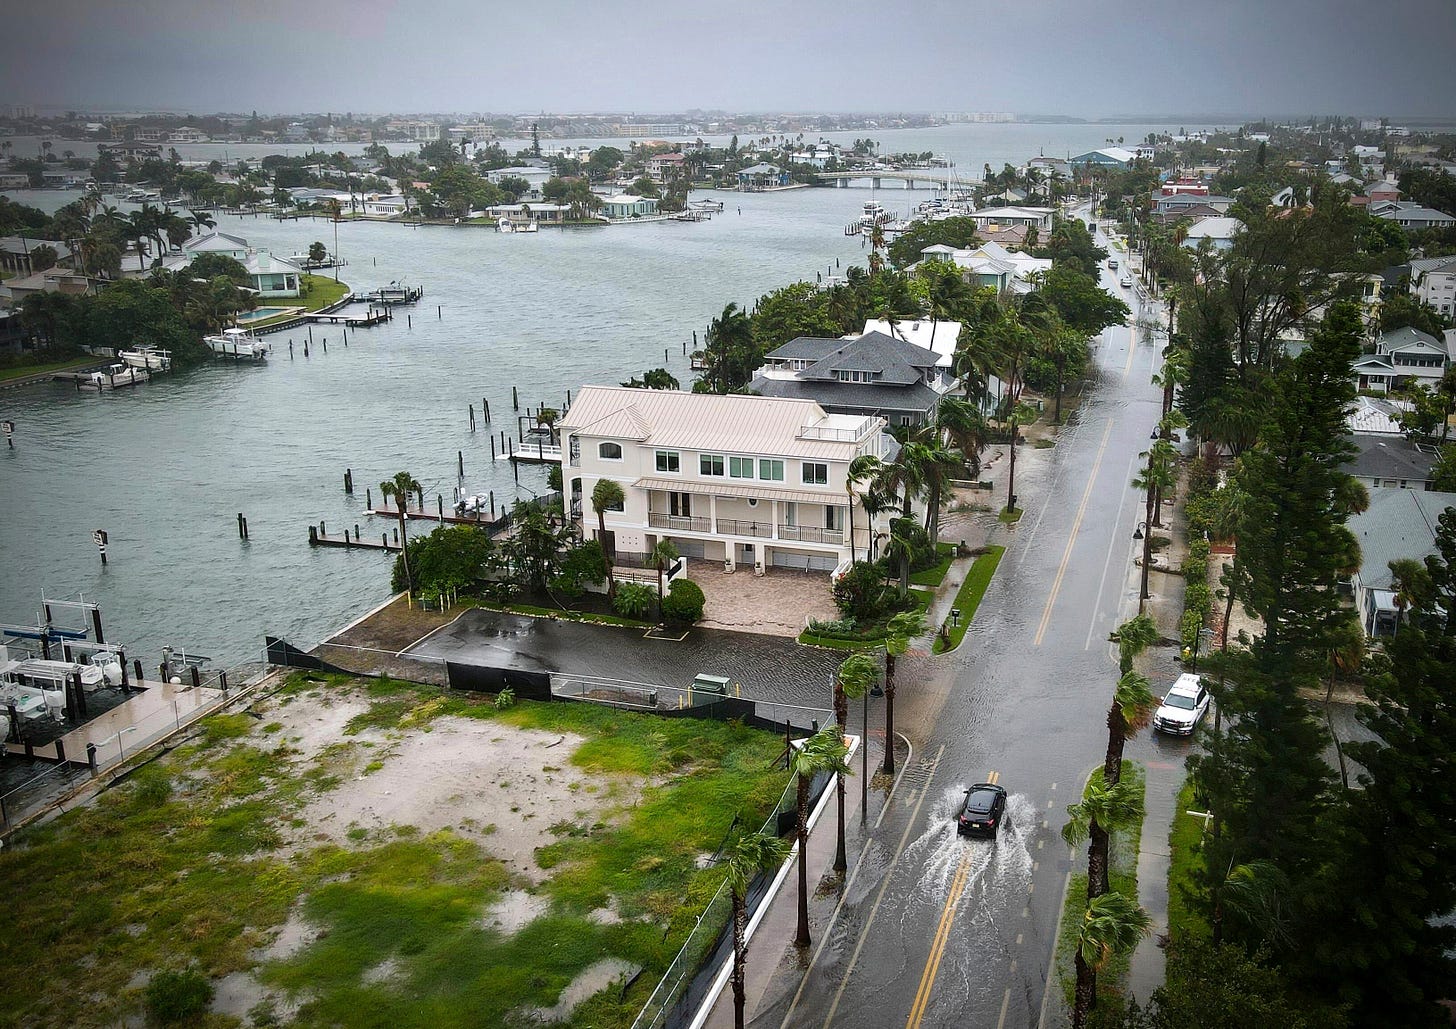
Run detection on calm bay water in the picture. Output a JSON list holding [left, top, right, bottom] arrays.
[[0, 123, 1175, 664]]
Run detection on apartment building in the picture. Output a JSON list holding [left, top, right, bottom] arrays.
[[557, 386, 894, 575]]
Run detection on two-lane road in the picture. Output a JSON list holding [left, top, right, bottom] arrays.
[[759, 226, 1168, 1028]]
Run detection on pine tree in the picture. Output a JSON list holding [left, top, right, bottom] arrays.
[[1302, 509, 1456, 1026], [1195, 301, 1363, 887]]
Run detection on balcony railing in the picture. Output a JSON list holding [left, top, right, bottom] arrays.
[[716, 517, 775, 538], [648, 512, 710, 533], [776, 524, 844, 544]]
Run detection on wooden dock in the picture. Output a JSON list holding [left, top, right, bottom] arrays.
[[308, 308, 392, 328], [308, 525, 401, 551], [354, 286, 423, 306], [366, 504, 507, 528]]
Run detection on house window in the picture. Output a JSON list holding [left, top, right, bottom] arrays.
[[802, 462, 828, 485], [759, 459, 784, 481], [825, 506, 839, 531], [670, 492, 692, 516], [700, 454, 725, 476], [599, 441, 623, 460], [655, 450, 680, 473], [729, 456, 754, 478]]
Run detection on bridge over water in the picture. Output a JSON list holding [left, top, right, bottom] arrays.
[[812, 169, 983, 189]]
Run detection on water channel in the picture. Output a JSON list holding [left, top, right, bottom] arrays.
[[0, 122, 1177, 664]]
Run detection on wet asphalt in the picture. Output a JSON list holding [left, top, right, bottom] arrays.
[[752, 244, 1172, 1029]]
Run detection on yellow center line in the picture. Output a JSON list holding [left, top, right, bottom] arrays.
[[904, 769, 997, 1029], [1034, 419, 1114, 646]]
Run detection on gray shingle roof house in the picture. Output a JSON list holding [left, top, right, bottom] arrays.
[[1348, 433, 1439, 491], [1369, 200, 1456, 230], [752, 331, 947, 426], [1347, 489, 1456, 636]]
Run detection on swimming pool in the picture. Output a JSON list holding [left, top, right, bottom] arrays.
[[236, 306, 296, 323]]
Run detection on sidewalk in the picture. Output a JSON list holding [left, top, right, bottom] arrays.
[[1125, 461, 1192, 1000], [700, 734, 908, 1029]]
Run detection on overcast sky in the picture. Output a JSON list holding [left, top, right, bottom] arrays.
[[5, 0, 1455, 120]]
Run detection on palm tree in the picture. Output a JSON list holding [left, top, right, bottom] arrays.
[[936, 396, 988, 479], [1212, 858, 1290, 950], [1113, 614, 1159, 676], [881, 611, 926, 775], [591, 479, 625, 597], [379, 470, 422, 595], [726, 830, 790, 1029], [1071, 892, 1152, 1029], [1147, 437, 1180, 528], [650, 537, 679, 617], [832, 653, 877, 872], [792, 729, 849, 948], [1103, 671, 1155, 788], [882, 517, 919, 599], [187, 210, 215, 235], [846, 454, 883, 564], [1063, 776, 1142, 901]]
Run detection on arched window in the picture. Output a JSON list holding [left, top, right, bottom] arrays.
[[599, 441, 623, 460]]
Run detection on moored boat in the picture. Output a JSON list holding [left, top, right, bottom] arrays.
[[77, 364, 150, 390], [204, 327, 272, 361], [118, 346, 172, 372]]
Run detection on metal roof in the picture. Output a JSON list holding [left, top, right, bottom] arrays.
[[560, 385, 871, 459], [1348, 434, 1438, 482], [1349, 489, 1456, 590]]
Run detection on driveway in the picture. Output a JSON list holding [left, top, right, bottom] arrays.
[[686, 559, 840, 637]]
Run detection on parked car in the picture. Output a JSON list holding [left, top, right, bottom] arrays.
[[956, 782, 1008, 837], [1153, 673, 1210, 735]]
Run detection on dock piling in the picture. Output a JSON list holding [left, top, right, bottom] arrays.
[[437, 495, 444, 520], [355, 523, 360, 538], [437, 305, 442, 319], [133, 659, 143, 684], [237, 513, 247, 540], [86, 742, 98, 776], [512, 386, 518, 410], [344, 468, 354, 493], [393, 527, 399, 545], [458, 450, 464, 477], [308, 325, 314, 344], [322, 337, 327, 353], [483, 398, 490, 422], [489, 491, 494, 517], [491, 437, 496, 460], [407, 315, 411, 328], [289, 340, 294, 359], [469, 405, 475, 430]]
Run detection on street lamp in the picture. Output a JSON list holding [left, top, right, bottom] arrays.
[[1134, 520, 1151, 613]]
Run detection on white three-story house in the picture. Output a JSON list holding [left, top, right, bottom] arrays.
[[557, 386, 895, 575]]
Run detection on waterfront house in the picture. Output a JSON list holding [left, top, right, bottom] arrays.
[[242, 251, 303, 299], [182, 231, 252, 262], [360, 194, 409, 217], [646, 152, 687, 183], [751, 330, 949, 427], [481, 202, 571, 225], [0, 172, 30, 189], [556, 386, 895, 574], [1069, 147, 1138, 168], [1348, 433, 1439, 493], [1369, 200, 1456, 231], [1347, 489, 1456, 636], [921, 240, 1051, 293], [601, 194, 659, 219], [1409, 255, 1456, 319], [736, 163, 790, 190]]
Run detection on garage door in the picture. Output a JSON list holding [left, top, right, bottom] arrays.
[[770, 550, 838, 572], [674, 540, 708, 559]]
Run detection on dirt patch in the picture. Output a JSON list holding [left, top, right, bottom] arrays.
[[291, 714, 597, 882], [484, 890, 551, 934], [323, 594, 460, 652]]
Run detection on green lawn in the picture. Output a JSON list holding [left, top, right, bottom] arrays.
[[932, 546, 1005, 654], [1166, 778, 1210, 942], [0, 355, 96, 382], [909, 542, 955, 587], [997, 508, 1024, 524], [299, 273, 351, 310], [0, 674, 790, 1028], [1054, 762, 1147, 1021]]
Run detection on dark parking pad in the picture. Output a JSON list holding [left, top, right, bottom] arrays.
[[405, 609, 844, 709]]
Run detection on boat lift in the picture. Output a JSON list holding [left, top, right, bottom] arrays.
[[0, 594, 106, 661]]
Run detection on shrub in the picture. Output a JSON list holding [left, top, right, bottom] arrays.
[[494, 687, 515, 710], [661, 578, 705, 624], [833, 561, 888, 619], [612, 583, 656, 619], [145, 969, 214, 1025]]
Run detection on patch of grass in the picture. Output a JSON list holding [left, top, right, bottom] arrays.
[[298, 273, 350, 310], [997, 508, 1024, 524], [0, 356, 97, 382], [475, 599, 654, 629], [1034, 438, 1057, 449], [797, 632, 883, 650], [1054, 762, 1147, 1023], [932, 545, 1006, 654], [909, 542, 955, 587], [1166, 777, 1209, 943], [0, 676, 787, 1029]]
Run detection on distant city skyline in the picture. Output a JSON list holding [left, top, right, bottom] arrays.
[[3, 0, 1454, 121]]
